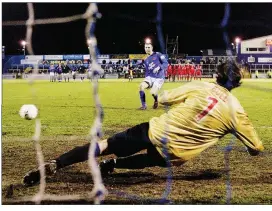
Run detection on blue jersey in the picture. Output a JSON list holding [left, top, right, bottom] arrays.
[[49, 66, 55, 73], [144, 52, 168, 79], [56, 66, 62, 74]]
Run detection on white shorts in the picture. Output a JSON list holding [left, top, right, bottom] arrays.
[[49, 72, 54, 76], [143, 76, 164, 94], [144, 76, 164, 89], [87, 72, 92, 79], [63, 73, 70, 77]]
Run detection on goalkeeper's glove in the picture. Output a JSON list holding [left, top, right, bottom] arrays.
[[153, 66, 160, 74]]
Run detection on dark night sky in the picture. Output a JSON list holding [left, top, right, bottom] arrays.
[[2, 2, 272, 55]]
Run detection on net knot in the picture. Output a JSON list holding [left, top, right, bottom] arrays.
[[26, 19, 35, 26]]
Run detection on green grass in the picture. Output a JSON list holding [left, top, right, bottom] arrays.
[[2, 78, 272, 204]]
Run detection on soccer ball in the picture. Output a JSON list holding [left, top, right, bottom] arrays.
[[19, 104, 38, 120]]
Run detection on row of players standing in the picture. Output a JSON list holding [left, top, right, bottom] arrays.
[[166, 63, 203, 82], [48, 63, 91, 82]]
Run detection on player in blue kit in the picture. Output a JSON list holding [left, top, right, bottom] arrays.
[[49, 64, 55, 82], [139, 38, 168, 110]]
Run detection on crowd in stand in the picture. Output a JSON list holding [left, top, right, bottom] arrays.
[[7, 55, 272, 81]]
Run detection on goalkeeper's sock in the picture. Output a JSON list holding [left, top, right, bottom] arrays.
[[56, 143, 100, 169], [139, 90, 146, 107], [152, 94, 158, 102]]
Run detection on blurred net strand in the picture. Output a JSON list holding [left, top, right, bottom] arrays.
[[24, 2, 45, 204], [84, 3, 107, 204], [156, 3, 173, 202], [221, 3, 235, 205], [3, 14, 85, 26], [3, 2, 107, 205]]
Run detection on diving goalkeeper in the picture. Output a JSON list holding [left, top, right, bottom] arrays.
[[23, 61, 264, 186]]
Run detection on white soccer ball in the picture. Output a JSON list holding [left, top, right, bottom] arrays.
[[19, 104, 38, 120]]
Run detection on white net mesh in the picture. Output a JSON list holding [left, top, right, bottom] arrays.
[[3, 2, 106, 204]]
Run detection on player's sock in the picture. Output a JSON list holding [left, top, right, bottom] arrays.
[[152, 94, 158, 102], [56, 143, 100, 169], [139, 90, 146, 107]]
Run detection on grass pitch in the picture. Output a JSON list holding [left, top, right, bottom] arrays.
[[2, 78, 272, 204]]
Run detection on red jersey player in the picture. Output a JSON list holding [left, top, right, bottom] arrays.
[[181, 64, 186, 81], [190, 64, 196, 81], [195, 64, 202, 80], [167, 64, 173, 82], [177, 63, 182, 81]]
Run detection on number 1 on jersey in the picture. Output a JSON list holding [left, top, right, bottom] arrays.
[[196, 97, 218, 122]]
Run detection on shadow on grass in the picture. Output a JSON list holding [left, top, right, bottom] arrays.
[[45, 169, 223, 186]]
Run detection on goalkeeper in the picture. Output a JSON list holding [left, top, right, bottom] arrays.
[[139, 38, 168, 110], [23, 61, 264, 186]]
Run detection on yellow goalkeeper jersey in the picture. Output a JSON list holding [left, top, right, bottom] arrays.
[[148, 81, 264, 161]]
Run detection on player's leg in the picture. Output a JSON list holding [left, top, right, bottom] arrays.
[[99, 144, 167, 176], [139, 78, 150, 110], [57, 122, 167, 172], [150, 78, 164, 109], [198, 71, 202, 81], [22, 122, 156, 186]]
